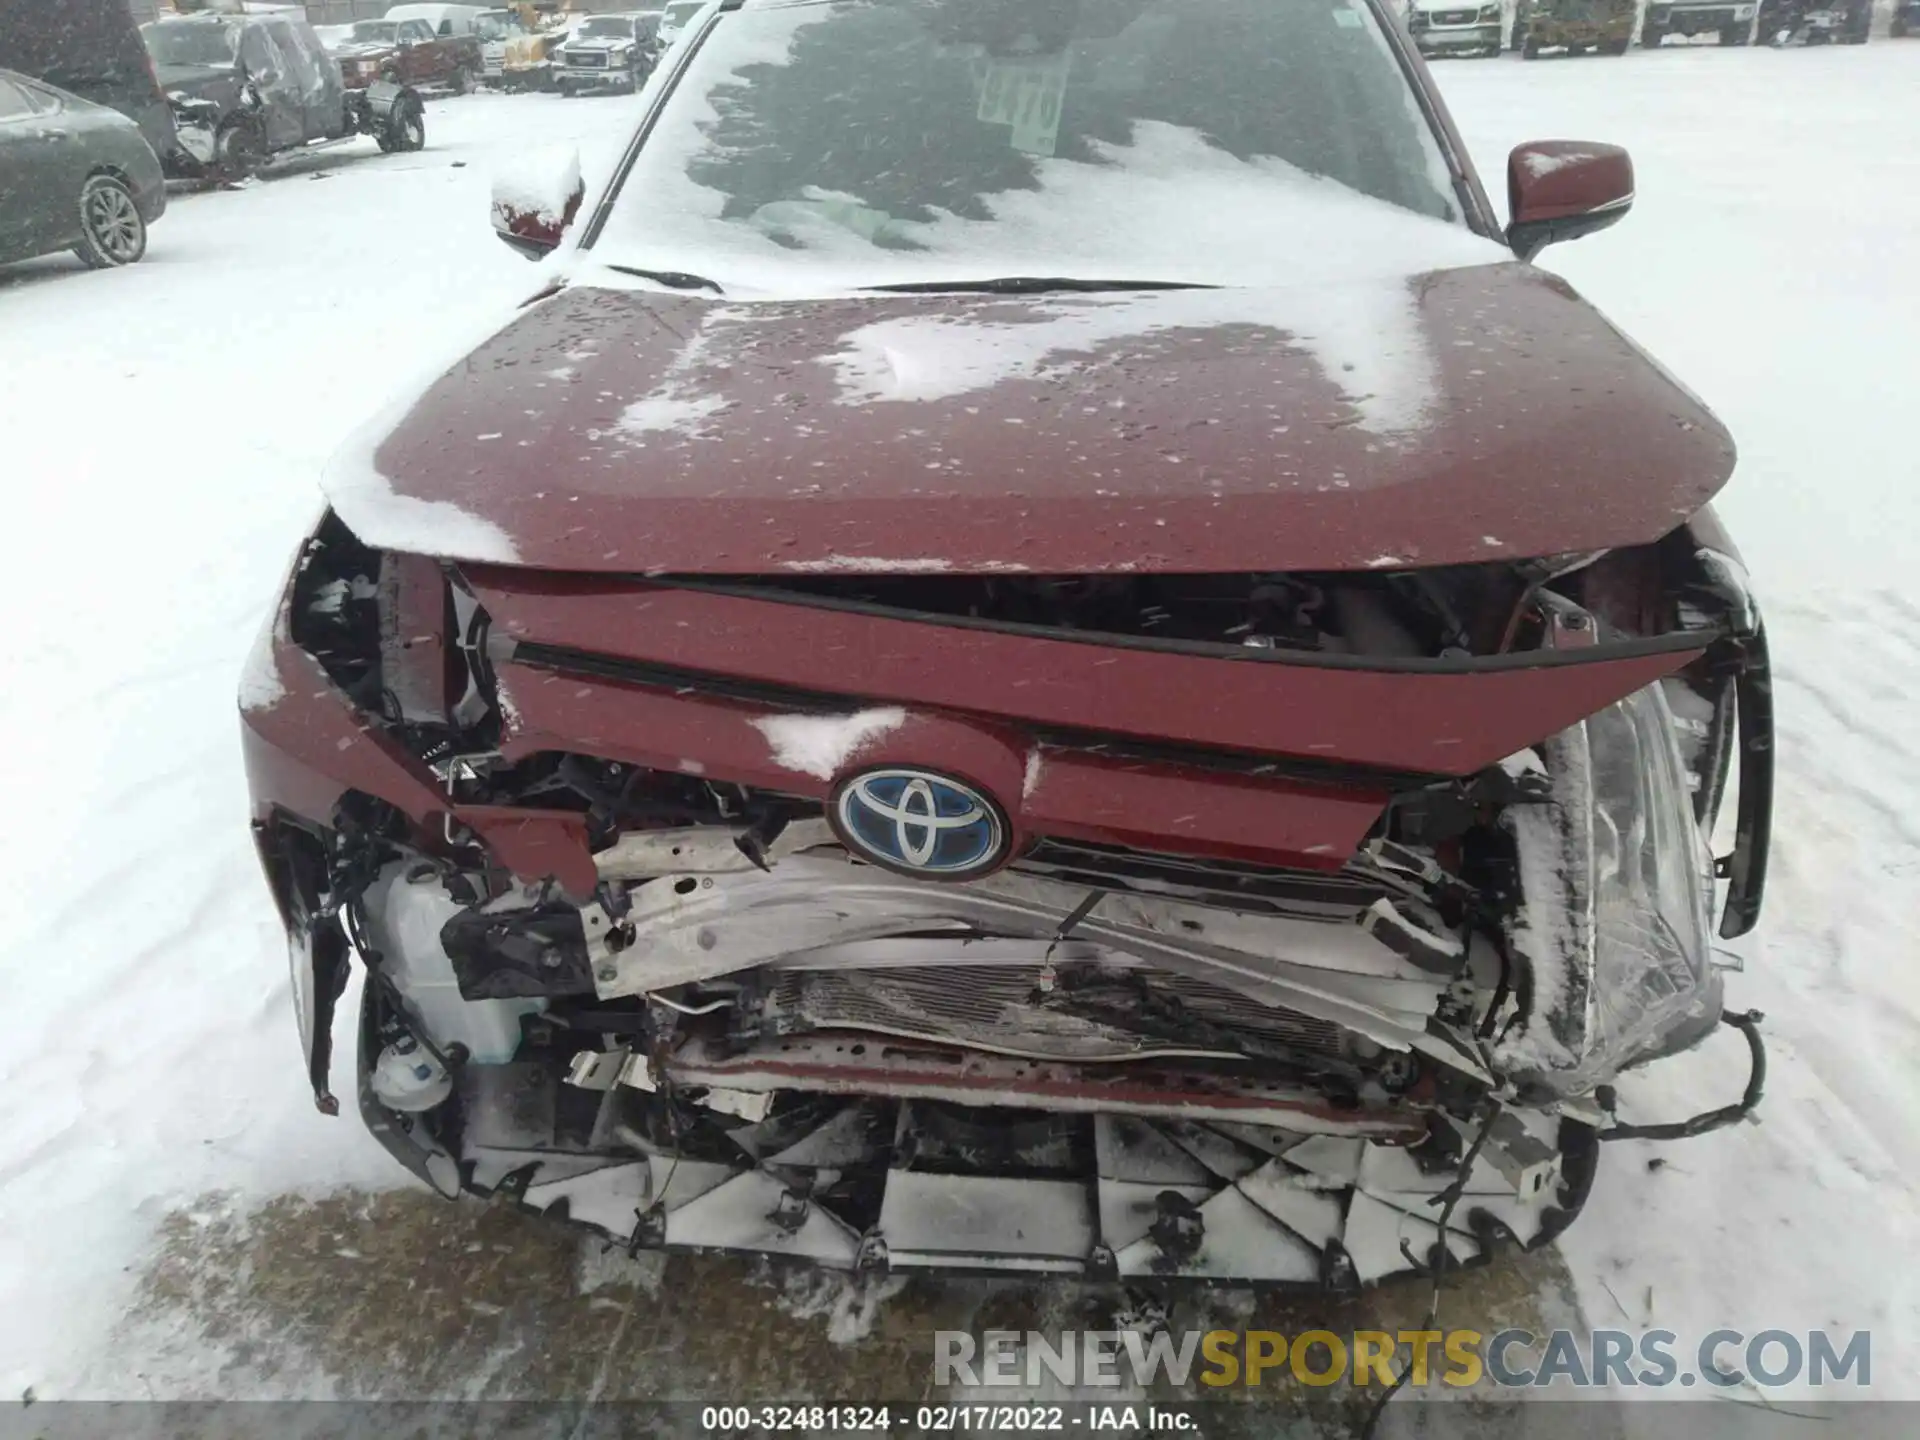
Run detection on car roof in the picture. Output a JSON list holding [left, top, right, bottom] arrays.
[[0, 66, 115, 114]]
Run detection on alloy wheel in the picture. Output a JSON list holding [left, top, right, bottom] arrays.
[[80, 179, 144, 266]]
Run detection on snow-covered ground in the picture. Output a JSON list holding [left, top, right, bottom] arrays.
[[2, 44, 1917, 1404]]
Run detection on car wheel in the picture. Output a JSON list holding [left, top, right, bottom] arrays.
[[1719, 23, 1750, 42], [1640, 23, 1665, 44], [451, 65, 475, 95], [1601, 37, 1630, 54], [215, 119, 266, 181], [71, 174, 146, 269], [1894, 18, 1908, 36], [377, 94, 426, 153], [1522, 37, 1542, 56]]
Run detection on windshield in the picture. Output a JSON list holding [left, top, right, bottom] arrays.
[[348, 22, 400, 44], [581, 17, 635, 35], [596, 0, 1468, 292], [139, 20, 240, 68]]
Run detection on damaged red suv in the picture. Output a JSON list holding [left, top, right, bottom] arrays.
[[243, 0, 1770, 1285]]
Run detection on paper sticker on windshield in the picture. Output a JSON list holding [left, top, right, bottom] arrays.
[[977, 54, 1070, 157]]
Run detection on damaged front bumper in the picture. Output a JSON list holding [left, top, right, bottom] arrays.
[[242, 519, 1772, 1285]]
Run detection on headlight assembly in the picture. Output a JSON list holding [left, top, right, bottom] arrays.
[[1496, 682, 1723, 1098]]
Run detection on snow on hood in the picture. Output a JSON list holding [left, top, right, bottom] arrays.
[[321, 304, 531, 565], [330, 259, 1743, 576], [821, 284, 1442, 436], [335, 264, 1737, 576]]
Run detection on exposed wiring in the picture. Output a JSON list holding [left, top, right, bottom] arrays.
[[1600, 1009, 1766, 1142], [1360, 1101, 1503, 1440], [646, 992, 735, 1017], [1362, 1012, 1764, 1435]]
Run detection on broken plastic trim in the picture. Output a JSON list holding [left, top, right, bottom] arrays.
[[1715, 623, 1773, 939], [642, 577, 1723, 675]]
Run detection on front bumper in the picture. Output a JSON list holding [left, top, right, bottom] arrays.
[[555, 65, 632, 88], [1412, 22, 1504, 51], [243, 520, 1768, 1283], [1649, 4, 1754, 27]]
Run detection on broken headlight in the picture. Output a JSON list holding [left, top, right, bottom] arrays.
[[1497, 682, 1722, 1098]]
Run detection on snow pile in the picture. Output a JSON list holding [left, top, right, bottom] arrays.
[[763, 1264, 910, 1346]]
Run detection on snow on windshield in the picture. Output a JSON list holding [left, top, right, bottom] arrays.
[[595, 0, 1478, 293]]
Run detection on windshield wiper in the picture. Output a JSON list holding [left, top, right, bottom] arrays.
[[606, 265, 725, 295], [865, 276, 1217, 295]]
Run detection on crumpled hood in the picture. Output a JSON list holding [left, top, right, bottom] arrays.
[[328, 263, 1736, 574]]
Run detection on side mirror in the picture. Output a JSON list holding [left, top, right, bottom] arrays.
[[1506, 141, 1634, 263], [490, 147, 584, 260]]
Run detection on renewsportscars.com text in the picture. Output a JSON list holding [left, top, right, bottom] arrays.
[[934, 1328, 1872, 1390]]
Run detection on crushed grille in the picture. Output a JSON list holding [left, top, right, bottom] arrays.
[[757, 965, 1346, 1064]]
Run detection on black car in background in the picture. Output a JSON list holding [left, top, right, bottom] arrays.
[[1755, 0, 1871, 42], [0, 0, 178, 165], [0, 67, 166, 268]]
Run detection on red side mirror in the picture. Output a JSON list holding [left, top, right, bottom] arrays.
[[1506, 141, 1634, 262], [490, 149, 585, 260]]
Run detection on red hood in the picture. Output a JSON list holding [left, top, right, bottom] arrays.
[[328, 263, 1735, 574]]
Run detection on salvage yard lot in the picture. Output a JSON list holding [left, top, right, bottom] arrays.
[[1, 42, 1917, 1412]]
